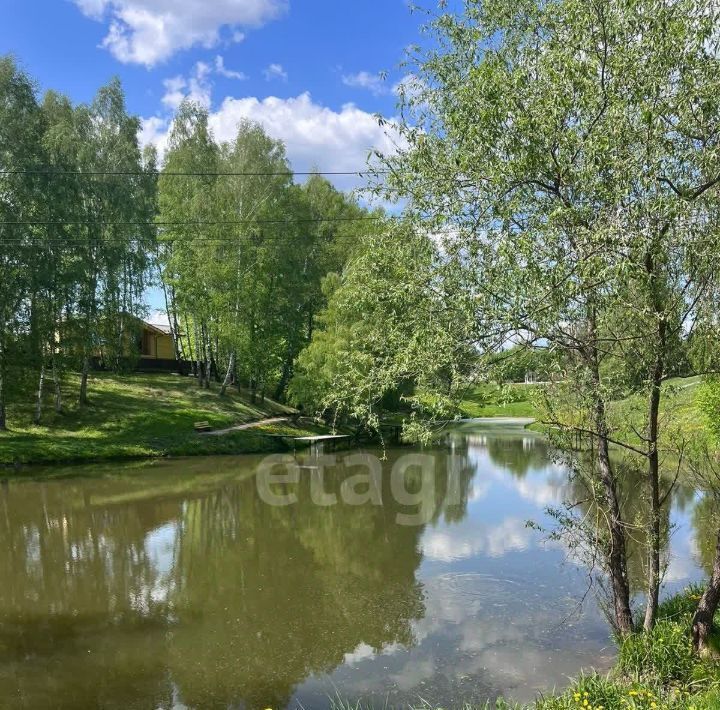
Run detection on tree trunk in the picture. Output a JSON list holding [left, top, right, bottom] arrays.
[[33, 360, 46, 425], [51, 354, 62, 414], [79, 355, 90, 406], [274, 351, 294, 402], [593, 395, 635, 636], [220, 351, 235, 396], [160, 266, 182, 367], [202, 323, 211, 390], [644, 359, 663, 632], [0, 337, 6, 432], [212, 335, 220, 382], [643, 246, 668, 632], [193, 320, 204, 388], [586, 327, 634, 636], [693, 525, 720, 655]]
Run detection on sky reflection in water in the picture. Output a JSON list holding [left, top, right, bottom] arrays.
[[0, 425, 707, 709]]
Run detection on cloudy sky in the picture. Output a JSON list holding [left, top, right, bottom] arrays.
[[2, 0, 423, 185]]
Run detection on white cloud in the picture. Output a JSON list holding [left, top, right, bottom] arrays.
[[161, 57, 245, 111], [392, 73, 425, 99], [421, 517, 535, 561], [140, 91, 404, 193], [74, 0, 108, 19], [139, 116, 170, 157], [263, 63, 288, 81], [342, 71, 389, 96], [161, 76, 189, 110], [73, 0, 287, 66], [214, 55, 247, 80], [161, 62, 212, 110], [209, 93, 402, 188]]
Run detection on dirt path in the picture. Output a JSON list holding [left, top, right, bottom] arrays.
[[200, 417, 289, 436]]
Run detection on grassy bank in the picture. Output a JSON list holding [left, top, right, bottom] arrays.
[[0, 371, 327, 467], [459, 377, 705, 436], [459, 383, 541, 419], [329, 588, 720, 710], [2, 373, 705, 467], [529, 586, 720, 709]]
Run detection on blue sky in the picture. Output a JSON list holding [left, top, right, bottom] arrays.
[[1, 1, 424, 184]]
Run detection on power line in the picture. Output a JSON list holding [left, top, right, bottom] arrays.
[[0, 235, 387, 244], [0, 168, 390, 177], [0, 216, 385, 227]]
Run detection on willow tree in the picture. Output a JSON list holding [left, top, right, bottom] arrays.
[[290, 223, 481, 432], [366, 0, 720, 635]]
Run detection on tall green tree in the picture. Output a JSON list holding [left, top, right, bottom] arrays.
[[349, 0, 720, 635], [0, 58, 46, 430], [75, 78, 153, 403], [158, 100, 219, 388]]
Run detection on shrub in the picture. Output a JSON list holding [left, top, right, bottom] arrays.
[[657, 585, 705, 626], [535, 675, 634, 709], [618, 621, 695, 685]]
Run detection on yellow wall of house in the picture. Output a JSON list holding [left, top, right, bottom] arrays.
[[155, 334, 174, 359], [140, 329, 175, 359]]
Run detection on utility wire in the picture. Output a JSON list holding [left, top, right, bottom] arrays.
[[0, 169, 390, 177], [0, 216, 385, 227], [0, 237, 404, 246]]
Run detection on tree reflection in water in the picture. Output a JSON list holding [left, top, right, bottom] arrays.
[[0, 432, 707, 709], [0, 448, 475, 709]]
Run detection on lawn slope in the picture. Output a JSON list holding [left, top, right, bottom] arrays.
[[0, 372, 325, 466]]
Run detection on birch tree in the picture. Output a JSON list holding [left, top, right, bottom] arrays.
[[0, 58, 45, 430]]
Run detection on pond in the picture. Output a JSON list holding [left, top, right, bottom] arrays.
[[0, 423, 709, 709]]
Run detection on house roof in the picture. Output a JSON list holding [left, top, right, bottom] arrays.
[[142, 321, 173, 336]]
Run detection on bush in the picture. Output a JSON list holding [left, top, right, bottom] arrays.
[[535, 675, 637, 709], [618, 620, 696, 685], [535, 675, 718, 710], [657, 585, 705, 625]]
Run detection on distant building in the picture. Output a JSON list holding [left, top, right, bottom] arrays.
[[134, 319, 189, 373], [139, 320, 175, 362], [91, 317, 188, 374]]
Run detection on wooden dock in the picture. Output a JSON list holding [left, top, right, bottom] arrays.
[[263, 433, 351, 453]]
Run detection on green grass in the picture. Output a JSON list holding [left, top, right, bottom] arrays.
[[0, 371, 323, 467], [609, 375, 707, 446], [459, 383, 541, 419], [460, 376, 707, 441]]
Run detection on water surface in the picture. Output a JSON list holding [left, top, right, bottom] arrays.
[[0, 425, 707, 709]]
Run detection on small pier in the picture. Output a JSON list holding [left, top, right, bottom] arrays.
[[264, 433, 351, 454]]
